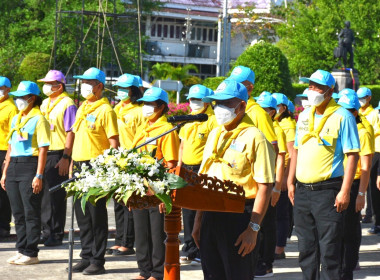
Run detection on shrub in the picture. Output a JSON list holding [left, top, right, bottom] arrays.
[[292, 83, 308, 97], [202, 76, 226, 90], [167, 102, 190, 116], [18, 53, 50, 82], [232, 42, 293, 98]]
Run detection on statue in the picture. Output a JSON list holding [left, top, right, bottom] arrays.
[[334, 21, 355, 69]]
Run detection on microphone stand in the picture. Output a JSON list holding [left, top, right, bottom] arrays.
[[49, 121, 187, 280]]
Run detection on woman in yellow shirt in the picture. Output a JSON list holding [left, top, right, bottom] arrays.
[[272, 93, 296, 260], [131, 87, 179, 280], [1, 81, 50, 265], [106, 74, 143, 256]]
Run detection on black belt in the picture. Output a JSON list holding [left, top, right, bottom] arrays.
[[245, 199, 255, 205], [10, 156, 38, 163], [297, 177, 342, 191], [182, 163, 201, 172], [47, 150, 64, 155]]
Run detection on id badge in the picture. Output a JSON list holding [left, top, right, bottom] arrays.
[[17, 132, 28, 142], [50, 123, 55, 131], [86, 114, 97, 123], [230, 140, 245, 152]]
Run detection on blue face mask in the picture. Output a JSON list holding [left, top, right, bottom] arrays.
[[116, 88, 130, 101]]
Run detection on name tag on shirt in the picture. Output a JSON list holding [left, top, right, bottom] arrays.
[[86, 114, 97, 123], [146, 137, 157, 145], [230, 140, 245, 153], [17, 132, 28, 142], [50, 124, 55, 131]]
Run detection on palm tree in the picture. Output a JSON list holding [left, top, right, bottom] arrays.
[[149, 63, 198, 82]]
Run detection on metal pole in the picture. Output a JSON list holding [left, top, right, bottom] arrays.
[[53, 0, 58, 69], [216, 14, 222, 77], [226, 15, 231, 74], [137, 0, 144, 77], [67, 197, 75, 280], [222, 0, 228, 76]]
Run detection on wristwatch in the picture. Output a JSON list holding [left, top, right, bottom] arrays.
[[249, 221, 260, 232], [358, 192, 365, 197], [35, 173, 43, 180], [62, 153, 71, 160]]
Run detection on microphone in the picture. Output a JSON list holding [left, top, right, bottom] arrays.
[[167, 113, 208, 123]]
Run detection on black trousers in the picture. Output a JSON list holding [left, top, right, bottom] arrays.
[[200, 201, 258, 280], [369, 152, 380, 226], [257, 202, 276, 269], [73, 161, 108, 266], [181, 163, 200, 259], [41, 150, 67, 240], [113, 200, 134, 248], [133, 207, 165, 280], [340, 180, 361, 280], [294, 183, 344, 280], [276, 191, 290, 247], [0, 150, 11, 233], [6, 157, 42, 257]]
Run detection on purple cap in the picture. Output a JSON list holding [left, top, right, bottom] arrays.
[[38, 70, 66, 84]]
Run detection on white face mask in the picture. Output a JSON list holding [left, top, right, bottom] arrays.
[[307, 89, 328, 107], [359, 98, 367, 107], [81, 83, 94, 100], [214, 104, 238, 126], [190, 100, 204, 113], [142, 105, 156, 119], [0, 90, 4, 98], [116, 89, 130, 101], [301, 99, 310, 108], [42, 84, 57, 97], [15, 97, 32, 111]]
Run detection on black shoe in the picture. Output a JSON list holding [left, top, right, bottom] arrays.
[[362, 216, 372, 223], [368, 225, 380, 234], [112, 248, 135, 256], [105, 248, 115, 255], [44, 236, 63, 247], [0, 228, 10, 238], [255, 262, 274, 278], [82, 264, 106, 275], [38, 236, 48, 244], [274, 252, 286, 260], [66, 260, 90, 273]]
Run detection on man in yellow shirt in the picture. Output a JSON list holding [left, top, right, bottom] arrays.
[[192, 79, 276, 280], [0, 76, 17, 238], [178, 84, 217, 265], [228, 66, 278, 153], [337, 92, 374, 279], [358, 87, 380, 230], [288, 70, 360, 280], [69, 67, 119, 275], [37, 70, 77, 247]]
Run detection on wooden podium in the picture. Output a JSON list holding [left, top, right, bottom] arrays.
[[125, 166, 246, 280]]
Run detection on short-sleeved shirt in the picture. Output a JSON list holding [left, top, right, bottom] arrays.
[[133, 115, 179, 162], [9, 111, 50, 157], [279, 116, 296, 166], [295, 106, 360, 184], [360, 105, 380, 152], [246, 98, 277, 145], [199, 114, 276, 199], [114, 102, 144, 149], [0, 98, 18, 150], [72, 101, 118, 161], [40, 94, 77, 151], [179, 106, 218, 165], [273, 121, 287, 154]]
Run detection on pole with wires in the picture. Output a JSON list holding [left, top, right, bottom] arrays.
[[137, 0, 143, 78]]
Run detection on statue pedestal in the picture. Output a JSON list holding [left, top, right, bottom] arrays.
[[331, 69, 360, 93]]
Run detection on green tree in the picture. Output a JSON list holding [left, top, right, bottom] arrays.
[[18, 53, 51, 82], [275, 0, 380, 84], [149, 63, 198, 81], [232, 42, 293, 98]]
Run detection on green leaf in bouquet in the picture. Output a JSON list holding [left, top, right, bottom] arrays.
[[155, 193, 172, 214], [122, 190, 134, 205], [165, 173, 188, 189], [81, 195, 87, 215]]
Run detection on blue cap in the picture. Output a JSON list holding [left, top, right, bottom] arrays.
[[0, 76, 11, 88], [207, 88, 214, 96], [332, 93, 340, 100], [134, 75, 143, 87], [73, 67, 106, 84], [357, 87, 371, 98], [339, 88, 356, 97], [296, 88, 309, 98], [137, 87, 169, 104], [338, 94, 360, 111], [187, 84, 210, 100], [202, 79, 248, 103], [272, 93, 289, 106], [114, 74, 139, 88], [10, 81, 40, 97], [300, 69, 335, 88], [229, 66, 255, 84], [257, 94, 277, 109], [288, 101, 295, 113]]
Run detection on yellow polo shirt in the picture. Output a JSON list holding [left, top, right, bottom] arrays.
[[279, 116, 296, 166], [360, 115, 375, 152], [0, 97, 17, 150], [114, 101, 144, 149], [273, 121, 287, 154], [133, 115, 179, 162], [295, 105, 360, 183], [72, 101, 118, 161], [199, 114, 276, 199], [352, 122, 374, 180], [246, 98, 277, 145], [179, 106, 218, 165], [360, 105, 380, 152], [40, 94, 76, 151]]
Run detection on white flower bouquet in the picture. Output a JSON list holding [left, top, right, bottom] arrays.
[[64, 148, 187, 214]]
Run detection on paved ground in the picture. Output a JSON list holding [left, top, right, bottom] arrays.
[[0, 200, 379, 280]]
